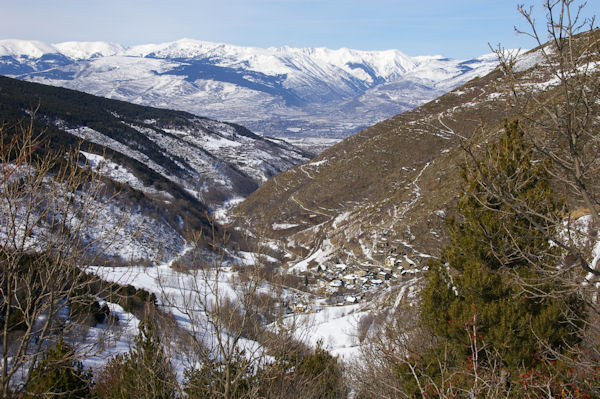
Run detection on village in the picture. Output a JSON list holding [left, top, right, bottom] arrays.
[[287, 254, 424, 313]]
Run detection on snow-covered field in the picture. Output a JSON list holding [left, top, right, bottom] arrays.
[[87, 251, 273, 363], [82, 301, 140, 370], [84, 243, 372, 370], [284, 304, 365, 360]]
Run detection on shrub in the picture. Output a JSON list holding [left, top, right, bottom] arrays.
[[69, 295, 110, 326], [24, 339, 92, 398], [94, 318, 176, 399]]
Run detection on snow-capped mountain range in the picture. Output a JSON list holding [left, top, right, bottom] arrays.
[[0, 38, 499, 142]]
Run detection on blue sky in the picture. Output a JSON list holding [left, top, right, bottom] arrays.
[[1, 0, 598, 58]]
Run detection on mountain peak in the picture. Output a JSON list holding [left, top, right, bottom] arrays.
[[0, 38, 500, 140], [0, 39, 59, 58], [125, 38, 231, 58], [53, 41, 125, 60]]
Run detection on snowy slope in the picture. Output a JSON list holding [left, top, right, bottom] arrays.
[[0, 39, 58, 57], [0, 38, 499, 141], [62, 106, 311, 210], [0, 76, 312, 267], [54, 41, 125, 59]]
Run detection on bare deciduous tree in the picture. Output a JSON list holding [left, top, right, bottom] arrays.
[[0, 116, 121, 398], [490, 3, 600, 387], [494, 0, 600, 277], [156, 229, 279, 399], [155, 227, 347, 399], [350, 3, 600, 397]]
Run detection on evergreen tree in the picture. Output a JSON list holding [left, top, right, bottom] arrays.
[[420, 121, 584, 376], [258, 340, 346, 399], [94, 317, 176, 399], [183, 348, 255, 399], [294, 342, 345, 399], [24, 339, 92, 398]]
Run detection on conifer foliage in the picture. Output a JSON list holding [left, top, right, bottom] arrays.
[[420, 121, 585, 386], [183, 348, 256, 399], [258, 341, 346, 399], [94, 317, 176, 399], [24, 339, 92, 399]]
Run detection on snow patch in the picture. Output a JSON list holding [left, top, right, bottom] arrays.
[[80, 151, 172, 199], [286, 304, 365, 360], [272, 223, 300, 230]]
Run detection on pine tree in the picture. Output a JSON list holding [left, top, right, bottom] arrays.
[[24, 339, 92, 398], [257, 340, 346, 399], [183, 348, 255, 399], [421, 121, 584, 375], [94, 317, 176, 399]]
